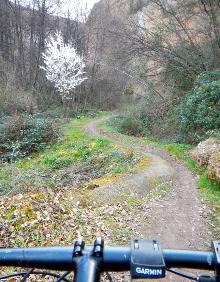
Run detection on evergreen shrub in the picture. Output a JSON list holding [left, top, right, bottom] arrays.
[[179, 70, 220, 143], [0, 114, 59, 162]]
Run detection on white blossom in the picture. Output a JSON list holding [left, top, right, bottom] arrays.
[[41, 32, 87, 100]]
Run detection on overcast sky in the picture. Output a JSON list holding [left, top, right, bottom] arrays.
[[62, 0, 100, 19], [79, 0, 100, 11], [20, 0, 100, 20]]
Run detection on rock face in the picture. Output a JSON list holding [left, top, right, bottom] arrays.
[[207, 152, 220, 182], [191, 138, 220, 183], [84, 0, 147, 109], [191, 138, 220, 166]]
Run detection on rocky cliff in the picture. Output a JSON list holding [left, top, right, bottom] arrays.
[[84, 0, 148, 108]]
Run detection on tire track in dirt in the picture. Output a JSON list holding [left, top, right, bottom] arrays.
[[84, 118, 213, 251], [84, 117, 216, 282]]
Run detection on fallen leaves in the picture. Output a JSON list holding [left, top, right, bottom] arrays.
[[0, 187, 148, 250]]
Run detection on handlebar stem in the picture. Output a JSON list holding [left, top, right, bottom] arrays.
[[73, 254, 102, 282], [73, 238, 104, 282]]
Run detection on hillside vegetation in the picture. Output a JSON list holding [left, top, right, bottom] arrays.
[[0, 114, 142, 196], [1, 0, 220, 144], [112, 69, 220, 144]]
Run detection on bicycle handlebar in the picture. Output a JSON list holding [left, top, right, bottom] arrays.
[[0, 239, 219, 282], [0, 246, 215, 271]]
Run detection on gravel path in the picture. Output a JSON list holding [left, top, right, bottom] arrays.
[[84, 118, 213, 281]]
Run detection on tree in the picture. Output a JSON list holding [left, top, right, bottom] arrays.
[[0, 0, 11, 61], [40, 32, 87, 101]]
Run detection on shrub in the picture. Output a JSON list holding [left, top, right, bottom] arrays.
[[116, 116, 146, 136], [0, 114, 59, 162], [0, 86, 37, 115], [178, 69, 220, 143], [45, 106, 83, 119], [109, 94, 180, 142]]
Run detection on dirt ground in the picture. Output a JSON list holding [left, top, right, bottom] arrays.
[[84, 118, 214, 282]]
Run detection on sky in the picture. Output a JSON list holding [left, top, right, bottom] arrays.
[[78, 0, 100, 11], [20, 0, 100, 20], [62, 0, 100, 19]]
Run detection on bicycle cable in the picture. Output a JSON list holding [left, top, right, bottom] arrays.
[[20, 268, 34, 282], [106, 272, 114, 282], [0, 270, 72, 282], [56, 271, 72, 282], [166, 268, 197, 281]]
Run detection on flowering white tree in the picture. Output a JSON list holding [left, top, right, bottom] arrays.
[[41, 32, 87, 100]]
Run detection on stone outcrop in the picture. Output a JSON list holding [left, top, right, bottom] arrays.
[[191, 138, 220, 166], [207, 152, 220, 182], [191, 137, 220, 183]]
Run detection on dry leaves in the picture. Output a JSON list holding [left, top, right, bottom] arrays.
[[0, 188, 145, 249]]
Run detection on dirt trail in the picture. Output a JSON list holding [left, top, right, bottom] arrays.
[[84, 118, 213, 251]]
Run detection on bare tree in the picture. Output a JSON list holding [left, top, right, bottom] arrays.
[[0, 0, 11, 61], [115, 0, 220, 96]]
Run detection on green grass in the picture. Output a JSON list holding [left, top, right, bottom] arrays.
[[163, 143, 193, 160], [198, 175, 220, 234], [0, 115, 139, 196]]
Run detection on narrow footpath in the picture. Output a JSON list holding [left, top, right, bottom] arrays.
[[84, 118, 213, 250]]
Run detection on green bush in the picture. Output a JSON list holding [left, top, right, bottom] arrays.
[[116, 116, 146, 136], [109, 94, 180, 142], [0, 114, 59, 162], [178, 69, 220, 143], [108, 99, 155, 137]]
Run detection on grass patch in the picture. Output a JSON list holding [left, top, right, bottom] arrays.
[[198, 175, 220, 191], [198, 175, 220, 234], [162, 143, 193, 161], [0, 115, 139, 196], [0, 113, 146, 260]]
